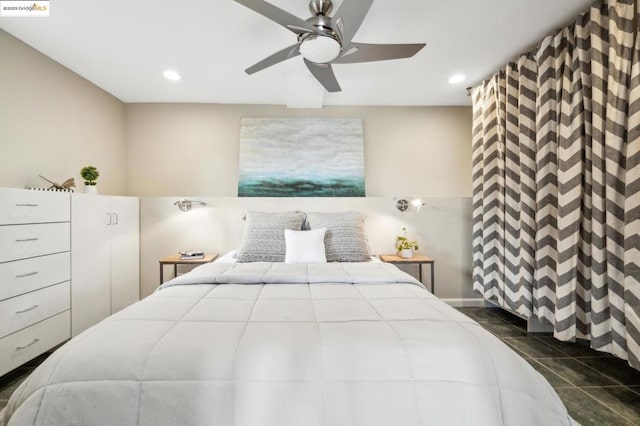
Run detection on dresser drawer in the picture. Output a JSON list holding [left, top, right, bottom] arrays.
[[0, 188, 70, 225], [0, 252, 70, 301], [0, 223, 70, 263], [0, 281, 70, 339], [0, 310, 70, 377]]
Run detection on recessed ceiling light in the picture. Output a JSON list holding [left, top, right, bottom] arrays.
[[163, 70, 181, 81], [448, 74, 466, 84]]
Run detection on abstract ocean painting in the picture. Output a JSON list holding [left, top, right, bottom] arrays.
[[238, 118, 365, 197]]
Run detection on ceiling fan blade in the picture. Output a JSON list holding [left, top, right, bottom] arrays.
[[332, 0, 373, 44], [333, 42, 426, 64], [234, 0, 319, 35], [245, 44, 300, 75], [304, 59, 341, 93]]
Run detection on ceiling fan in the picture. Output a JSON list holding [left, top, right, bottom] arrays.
[[234, 0, 426, 93]]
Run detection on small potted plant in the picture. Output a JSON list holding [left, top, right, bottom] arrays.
[[396, 227, 419, 259], [80, 166, 99, 194]]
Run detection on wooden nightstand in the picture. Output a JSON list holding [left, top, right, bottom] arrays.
[[159, 253, 218, 284], [379, 254, 435, 293]]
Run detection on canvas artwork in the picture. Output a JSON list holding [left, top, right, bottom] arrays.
[[238, 118, 365, 197]]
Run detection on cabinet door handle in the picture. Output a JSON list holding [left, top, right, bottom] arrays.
[[16, 338, 39, 350], [106, 212, 112, 225], [113, 212, 119, 225], [16, 271, 39, 278], [15, 304, 39, 314], [15, 203, 39, 207], [16, 238, 39, 242]]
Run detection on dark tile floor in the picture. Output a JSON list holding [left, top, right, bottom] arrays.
[[0, 351, 52, 412], [457, 307, 640, 426], [1, 309, 640, 425]]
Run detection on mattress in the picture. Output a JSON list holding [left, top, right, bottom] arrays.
[[0, 261, 574, 425]]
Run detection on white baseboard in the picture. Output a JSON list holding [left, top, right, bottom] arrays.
[[440, 298, 485, 307]]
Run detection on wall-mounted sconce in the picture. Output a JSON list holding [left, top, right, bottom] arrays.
[[395, 199, 410, 212], [174, 199, 206, 212], [395, 198, 425, 212]]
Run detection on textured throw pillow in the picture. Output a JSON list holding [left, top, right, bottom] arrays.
[[284, 228, 327, 263], [305, 212, 371, 262], [237, 211, 305, 262]]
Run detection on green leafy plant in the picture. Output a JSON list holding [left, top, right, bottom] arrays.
[[80, 166, 99, 186], [396, 227, 419, 251]]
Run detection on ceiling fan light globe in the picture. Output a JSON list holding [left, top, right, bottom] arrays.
[[299, 35, 341, 63]]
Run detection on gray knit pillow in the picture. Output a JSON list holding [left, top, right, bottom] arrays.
[[237, 211, 305, 262], [305, 212, 370, 262]]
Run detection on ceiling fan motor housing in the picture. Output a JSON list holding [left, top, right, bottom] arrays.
[[309, 0, 333, 16], [306, 0, 342, 44]]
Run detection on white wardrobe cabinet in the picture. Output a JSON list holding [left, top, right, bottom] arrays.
[[71, 194, 139, 337]]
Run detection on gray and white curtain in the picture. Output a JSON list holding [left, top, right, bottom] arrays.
[[472, 0, 640, 369]]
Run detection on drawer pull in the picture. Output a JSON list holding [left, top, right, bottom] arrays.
[[16, 304, 39, 314], [16, 338, 40, 350], [15, 238, 39, 242], [16, 271, 39, 278], [15, 203, 39, 207]]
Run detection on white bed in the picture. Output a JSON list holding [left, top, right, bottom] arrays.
[[0, 258, 574, 425], [1, 211, 575, 425]]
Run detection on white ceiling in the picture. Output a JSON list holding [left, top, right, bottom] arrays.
[[0, 0, 593, 106]]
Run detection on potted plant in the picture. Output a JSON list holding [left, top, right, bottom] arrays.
[[80, 166, 99, 194], [396, 228, 419, 258]]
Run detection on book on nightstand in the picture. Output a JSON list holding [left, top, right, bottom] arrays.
[[179, 250, 205, 260]]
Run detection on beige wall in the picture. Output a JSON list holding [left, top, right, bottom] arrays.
[[125, 104, 472, 197], [127, 103, 475, 302], [0, 29, 127, 194]]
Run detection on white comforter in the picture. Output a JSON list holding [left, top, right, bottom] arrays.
[[1, 262, 574, 425]]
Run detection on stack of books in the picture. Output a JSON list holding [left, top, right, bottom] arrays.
[[179, 250, 205, 260]]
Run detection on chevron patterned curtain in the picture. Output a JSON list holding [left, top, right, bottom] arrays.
[[626, 11, 640, 370], [471, 0, 640, 369]]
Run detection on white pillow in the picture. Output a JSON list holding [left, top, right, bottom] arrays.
[[284, 228, 327, 263]]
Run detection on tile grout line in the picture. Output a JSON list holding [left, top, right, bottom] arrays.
[[525, 358, 576, 387], [533, 353, 611, 389], [501, 338, 574, 359], [572, 357, 628, 387], [518, 326, 626, 389], [577, 383, 640, 424], [531, 348, 635, 422], [539, 350, 640, 423], [569, 386, 639, 425], [529, 334, 585, 358], [627, 386, 640, 400]]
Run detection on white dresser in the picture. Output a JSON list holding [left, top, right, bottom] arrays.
[[0, 188, 71, 377]]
